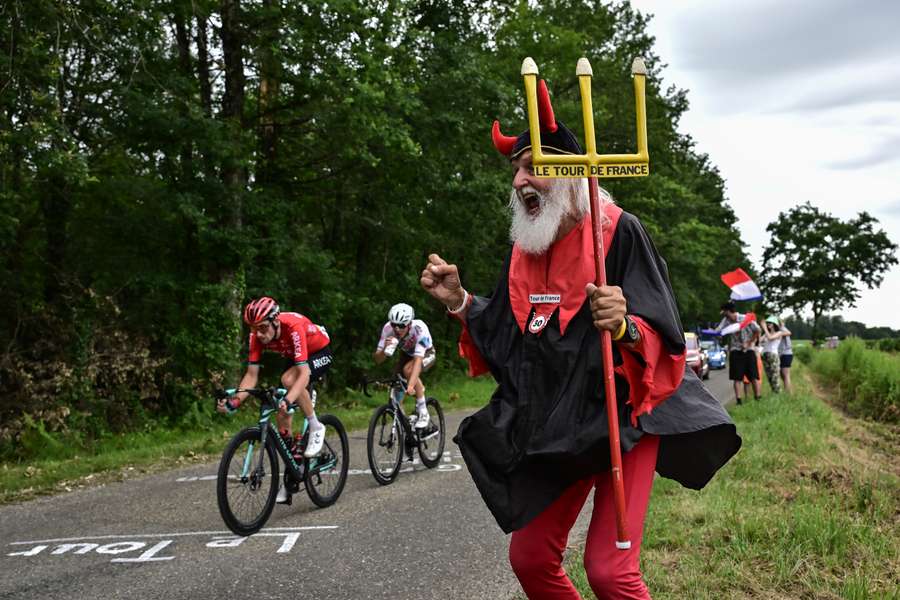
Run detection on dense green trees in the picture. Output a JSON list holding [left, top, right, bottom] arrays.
[[783, 315, 900, 342], [761, 202, 897, 341], [1, 0, 747, 444]]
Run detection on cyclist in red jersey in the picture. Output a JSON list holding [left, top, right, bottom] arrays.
[[217, 298, 333, 502]]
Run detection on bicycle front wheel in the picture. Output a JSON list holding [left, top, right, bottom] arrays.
[[304, 414, 349, 507], [417, 397, 446, 468], [217, 426, 279, 536], [367, 404, 404, 485]]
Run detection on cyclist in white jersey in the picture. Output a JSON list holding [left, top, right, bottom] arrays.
[[374, 303, 436, 428]]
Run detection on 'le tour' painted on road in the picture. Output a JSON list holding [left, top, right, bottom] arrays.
[[6, 527, 337, 564]]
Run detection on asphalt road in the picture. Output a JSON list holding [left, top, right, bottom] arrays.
[[0, 368, 734, 600]]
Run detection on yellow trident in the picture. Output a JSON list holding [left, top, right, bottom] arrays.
[[521, 56, 650, 551], [521, 56, 649, 178]]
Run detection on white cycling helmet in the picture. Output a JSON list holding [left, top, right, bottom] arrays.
[[388, 303, 414, 326]]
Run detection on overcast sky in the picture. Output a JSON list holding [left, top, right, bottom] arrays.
[[628, 0, 900, 328]]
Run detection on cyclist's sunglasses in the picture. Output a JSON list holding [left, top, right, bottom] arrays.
[[391, 322, 408, 330]]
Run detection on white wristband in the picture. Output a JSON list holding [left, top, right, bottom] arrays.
[[447, 289, 469, 314]]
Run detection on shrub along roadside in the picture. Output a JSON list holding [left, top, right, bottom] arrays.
[[553, 364, 899, 599], [807, 337, 900, 423], [863, 338, 900, 353], [0, 373, 497, 505]]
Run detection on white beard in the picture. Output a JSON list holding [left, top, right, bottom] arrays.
[[509, 178, 592, 255]]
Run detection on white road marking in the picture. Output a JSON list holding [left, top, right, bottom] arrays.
[[178, 452, 466, 482], [111, 541, 175, 563], [6, 527, 332, 563], [8, 526, 337, 545]]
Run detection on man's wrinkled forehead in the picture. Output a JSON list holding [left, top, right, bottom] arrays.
[[511, 150, 533, 169]]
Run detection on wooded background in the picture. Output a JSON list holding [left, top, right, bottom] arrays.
[[0, 0, 749, 447]]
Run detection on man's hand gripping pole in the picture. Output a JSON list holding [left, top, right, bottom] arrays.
[[521, 56, 650, 550]]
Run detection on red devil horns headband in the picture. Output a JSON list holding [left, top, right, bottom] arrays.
[[492, 79, 558, 156]]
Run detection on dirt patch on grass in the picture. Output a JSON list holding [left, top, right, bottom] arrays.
[[794, 464, 854, 490], [804, 371, 900, 478]]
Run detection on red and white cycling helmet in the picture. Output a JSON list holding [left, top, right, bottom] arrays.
[[244, 296, 280, 326]]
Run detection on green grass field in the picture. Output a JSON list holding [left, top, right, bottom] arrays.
[[560, 364, 899, 599]]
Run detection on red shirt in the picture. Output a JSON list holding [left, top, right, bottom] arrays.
[[456, 203, 685, 423], [248, 312, 330, 365]]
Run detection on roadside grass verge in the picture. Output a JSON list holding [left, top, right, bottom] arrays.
[[563, 364, 899, 599], [0, 373, 497, 505], [807, 337, 900, 423]]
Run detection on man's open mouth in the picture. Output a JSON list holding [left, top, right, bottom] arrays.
[[521, 192, 541, 217]]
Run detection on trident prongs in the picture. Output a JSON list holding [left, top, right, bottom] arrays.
[[522, 56, 650, 178]]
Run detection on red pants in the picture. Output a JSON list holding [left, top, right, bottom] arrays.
[[509, 434, 660, 599]]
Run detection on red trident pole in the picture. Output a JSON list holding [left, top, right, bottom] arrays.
[[588, 176, 631, 550], [522, 56, 650, 550]]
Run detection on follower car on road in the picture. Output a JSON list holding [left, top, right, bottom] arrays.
[[685, 332, 709, 380], [701, 339, 727, 370]]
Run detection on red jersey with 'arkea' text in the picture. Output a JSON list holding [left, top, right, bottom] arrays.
[[248, 312, 330, 365]]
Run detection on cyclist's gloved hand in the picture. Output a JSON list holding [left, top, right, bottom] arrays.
[[278, 400, 298, 415], [217, 397, 239, 415]]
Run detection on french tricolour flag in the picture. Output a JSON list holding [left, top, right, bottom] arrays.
[[720, 268, 763, 302], [701, 312, 757, 337]]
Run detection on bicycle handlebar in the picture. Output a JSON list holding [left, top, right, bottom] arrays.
[[213, 387, 294, 413], [360, 374, 407, 398]]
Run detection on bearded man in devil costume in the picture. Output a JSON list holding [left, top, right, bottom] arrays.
[[420, 80, 741, 599]]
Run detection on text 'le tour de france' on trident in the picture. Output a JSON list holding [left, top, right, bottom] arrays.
[[522, 56, 650, 551]]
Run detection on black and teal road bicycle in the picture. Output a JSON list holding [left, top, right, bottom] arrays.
[[214, 387, 349, 536], [363, 374, 446, 485]]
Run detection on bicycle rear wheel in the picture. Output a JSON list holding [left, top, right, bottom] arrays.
[[217, 426, 279, 536], [416, 397, 446, 468], [304, 414, 349, 507], [367, 404, 404, 485]]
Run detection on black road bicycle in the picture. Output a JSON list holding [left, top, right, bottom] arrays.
[[363, 374, 446, 485], [214, 386, 349, 536]]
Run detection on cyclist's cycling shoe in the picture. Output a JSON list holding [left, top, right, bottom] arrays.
[[413, 409, 430, 429], [276, 485, 291, 505], [418, 422, 439, 440], [303, 425, 326, 457]]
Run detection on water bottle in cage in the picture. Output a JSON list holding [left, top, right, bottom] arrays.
[[391, 385, 404, 405]]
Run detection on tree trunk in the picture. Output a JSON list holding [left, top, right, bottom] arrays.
[[174, 10, 194, 185], [40, 169, 71, 304], [218, 0, 246, 330], [173, 12, 194, 184], [811, 305, 822, 344], [256, 0, 281, 185], [194, 11, 215, 179]]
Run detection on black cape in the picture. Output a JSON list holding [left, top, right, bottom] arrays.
[[454, 211, 742, 533]]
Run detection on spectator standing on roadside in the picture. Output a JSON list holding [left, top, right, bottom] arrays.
[[743, 326, 764, 398], [777, 319, 794, 393], [760, 316, 784, 393], [713, 301, 762, 404]]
